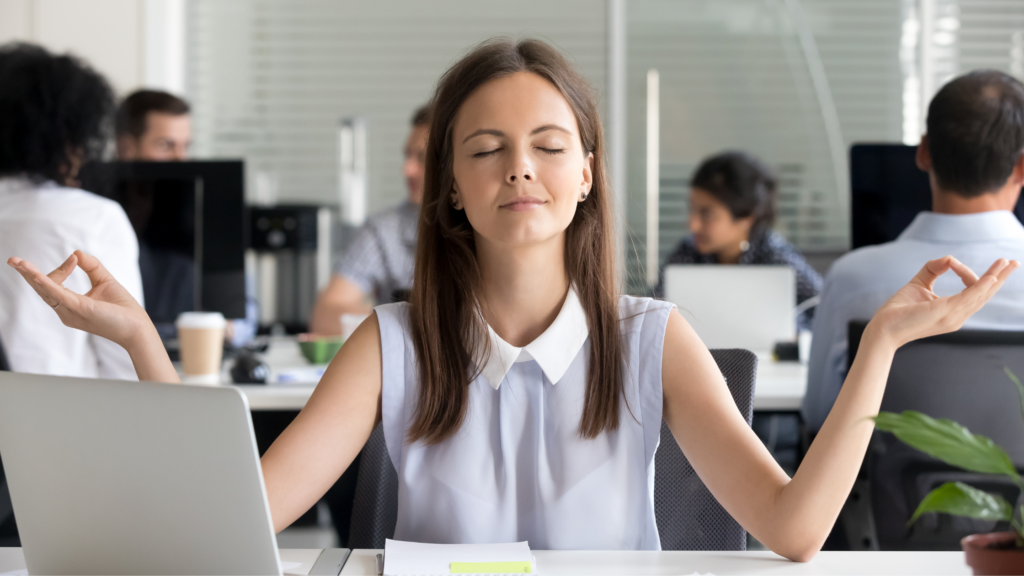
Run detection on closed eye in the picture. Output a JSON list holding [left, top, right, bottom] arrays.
[[538, 148, 565, 155], [473, 148, 501, 158]]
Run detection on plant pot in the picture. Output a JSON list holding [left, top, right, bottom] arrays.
[[962, 531, 1024, 575]]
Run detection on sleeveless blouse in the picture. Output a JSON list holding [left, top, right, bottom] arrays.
[[375, 295, 675, 550]]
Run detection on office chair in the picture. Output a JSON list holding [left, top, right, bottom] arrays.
[[841, 321, 1024, 551], [0, 334, 16, 546], [348, 349, 758, 550]]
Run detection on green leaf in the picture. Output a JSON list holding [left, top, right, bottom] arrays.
[[909, 481, 1014, 525], [1005, 367, 1024, 432], [873, 411, 1019, 481]]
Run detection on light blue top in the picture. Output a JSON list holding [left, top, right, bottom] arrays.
[[802, 211, 1024, 431], [375, 292, 676, 550]]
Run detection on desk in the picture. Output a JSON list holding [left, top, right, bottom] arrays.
[[342, 548, 968, 575], [0, 547, 325, 575], [0, 547, 970, 575], [233, 340, 808, 413]]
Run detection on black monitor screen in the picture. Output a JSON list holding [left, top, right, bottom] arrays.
[[79, 161, 246, 324], [850, 143, 1024, 249]]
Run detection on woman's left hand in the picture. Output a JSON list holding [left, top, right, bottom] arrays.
[[869, 256, 1019, 348]]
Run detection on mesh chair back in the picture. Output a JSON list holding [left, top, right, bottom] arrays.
[[655, 349, 756, 550], [348, 348, 757, 550], [347, 423, 398, 549], [849, 322, 1024, 550]]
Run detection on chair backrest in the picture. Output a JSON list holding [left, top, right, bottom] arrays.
[[848, 321, 1024, 550], [348, 348, 758, 550], [0, 333, 9, 371], [655, 348, 756, 550]]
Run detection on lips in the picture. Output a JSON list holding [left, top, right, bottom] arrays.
[[500, 196, 545, 212]]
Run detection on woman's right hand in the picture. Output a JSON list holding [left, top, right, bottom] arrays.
[[7, 250, 152, 352]]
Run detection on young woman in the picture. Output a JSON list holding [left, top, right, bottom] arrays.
[[0, 43, 143, 380], [7, 38, 1018, 560], [652, 151, 821, 328]]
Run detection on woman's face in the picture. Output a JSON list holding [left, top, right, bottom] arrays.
[[688, 187, 753, 255], [450, 71, 592, 250]]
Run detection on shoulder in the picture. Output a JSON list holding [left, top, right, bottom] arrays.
[[755, 232, 805, 262], [618, 295, 676, 336], [28, 182, 134, 237], [374, 302, 411, 338], [826, 242, 900, 284]]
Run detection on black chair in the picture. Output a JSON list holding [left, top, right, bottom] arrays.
[[841, 321, 1024, 551], [348, 349, 758, 550], [0, 335, 17, 546]]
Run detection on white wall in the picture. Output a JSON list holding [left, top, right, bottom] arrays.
[[0, 0, 184, 96]]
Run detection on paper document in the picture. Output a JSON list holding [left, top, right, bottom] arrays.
[[383, 539, 534, 575]]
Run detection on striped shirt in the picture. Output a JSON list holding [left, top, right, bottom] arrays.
[[335, 201, 419, 304]]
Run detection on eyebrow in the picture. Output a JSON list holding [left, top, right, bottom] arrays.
[[461, 124, 573, 144]]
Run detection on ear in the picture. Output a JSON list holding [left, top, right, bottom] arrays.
[[117, 135, 137, 160], [915, 135, 932, 173], [580, 152, 594, 198], [735, 214, 756, 234], [450, 181, 463, 210], [1011, 150, 1024, 189]]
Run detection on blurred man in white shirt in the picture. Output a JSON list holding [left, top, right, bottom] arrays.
[[0, 43, 142, 380], [803, 70, 1024, 431]]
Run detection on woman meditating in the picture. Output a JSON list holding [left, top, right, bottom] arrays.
[[8, 38, 1017, 560]]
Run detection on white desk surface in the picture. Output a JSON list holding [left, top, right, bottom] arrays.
[[0, 546, 970, 575], [340, 548, 968, 575], [0, 547, 323, 575], [231, 339, 807, 413]]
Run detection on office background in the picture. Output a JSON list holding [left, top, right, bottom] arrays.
[[1, 0, 1022, 293]]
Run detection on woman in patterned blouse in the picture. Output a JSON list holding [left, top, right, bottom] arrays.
[[653, 151, 822, 328]]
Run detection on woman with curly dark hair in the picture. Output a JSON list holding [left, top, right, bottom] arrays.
[[0, 42, 143, 380]]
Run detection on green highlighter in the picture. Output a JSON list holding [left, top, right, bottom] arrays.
[[450, 560, 532, 573]]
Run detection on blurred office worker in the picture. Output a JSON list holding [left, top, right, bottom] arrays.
[[653, 152, 822, 326], [803, 70, 1024, 432], [310, 105, 430, 334], [115, 90, 192, 161], [0, 43, 142, 379]]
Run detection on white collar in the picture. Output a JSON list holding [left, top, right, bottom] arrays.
[[479, 287, 590, 390]]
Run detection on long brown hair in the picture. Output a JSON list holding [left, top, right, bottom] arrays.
[[408, 38, 623, 444]]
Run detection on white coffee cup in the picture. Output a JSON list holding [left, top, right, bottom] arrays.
[[176, 312, 226, 383]]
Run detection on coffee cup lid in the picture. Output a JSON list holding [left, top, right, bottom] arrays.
[[175, 311, 226, 329]]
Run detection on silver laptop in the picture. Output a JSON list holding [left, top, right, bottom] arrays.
[[0, 373, 282, 575], [663, 265, 796, 351]]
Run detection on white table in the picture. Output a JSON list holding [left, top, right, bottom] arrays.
[[0, 547, 325, 575], [232, 340, 807, 413], [0, 547, 970, 575], [339, 548, 967, 575]]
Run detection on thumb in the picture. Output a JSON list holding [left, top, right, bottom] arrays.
[[74, 250, 115, 288]]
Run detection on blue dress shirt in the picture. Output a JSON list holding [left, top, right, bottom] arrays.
[[802, 211, 1024, 431]]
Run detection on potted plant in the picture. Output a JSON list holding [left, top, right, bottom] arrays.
[[873, 368, 1024, 575]]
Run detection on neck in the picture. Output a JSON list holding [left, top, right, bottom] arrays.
[[475, 233, 569, 347], [715, 232, 751, 265], [931, 175, 1021, 215]]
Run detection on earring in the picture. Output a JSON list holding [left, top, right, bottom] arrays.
[[739, 240, 750, 252], [450, 196, 461, 210], [580, 191, 589, 201]]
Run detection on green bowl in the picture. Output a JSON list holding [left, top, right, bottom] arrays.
[[298, 335, 345, 365]]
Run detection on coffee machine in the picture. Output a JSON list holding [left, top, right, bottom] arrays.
[[249, 205, 333, 333]]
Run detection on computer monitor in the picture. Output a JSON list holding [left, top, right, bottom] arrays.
[[850, 143, 1024, 249], [79, 161, 246, 323]]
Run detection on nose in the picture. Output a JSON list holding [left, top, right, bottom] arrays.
[[505, 152, 535, 185]]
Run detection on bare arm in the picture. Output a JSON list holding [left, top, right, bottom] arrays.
[[663, 256, 1018, 562], [7, 251, 179, 383], [309, 275, 374, 334], [261, 313, 382, 532]]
